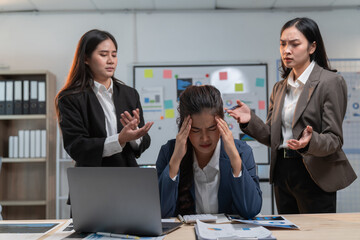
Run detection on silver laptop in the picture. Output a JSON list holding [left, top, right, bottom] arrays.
[[67, 167, 182, 236]]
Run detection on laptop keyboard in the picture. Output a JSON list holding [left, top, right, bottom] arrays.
[[161, 222, 183, 235]]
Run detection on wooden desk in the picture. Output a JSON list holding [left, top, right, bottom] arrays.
[[0, 213, 359, 240], [164, 212, 360, 240]]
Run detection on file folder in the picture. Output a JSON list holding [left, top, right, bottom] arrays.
[[30, 80, 38, 114], [14, 80, 22, 114], [0, 81, 5, 114], [23, 80, 30, 114], [38, 81, 46, 114], [41, 130, 46, 158], [8, 136, 14, 158], [30, 130, 36, 158], [13, 136, 19, 158], [18, 130, 25, 158], [35, 129, 41, 158], [5, 80, 14, 115], [24, 130, 30, 158]]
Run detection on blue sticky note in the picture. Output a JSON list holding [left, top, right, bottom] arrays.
[[256, 78, 265, 87], [144, 97, 150, 103], [164, 100, 173, 109]]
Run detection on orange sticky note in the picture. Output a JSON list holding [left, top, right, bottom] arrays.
[[219, 72, 228, 80], [163, 70, 172, 79], [259, 100, 265, 110]]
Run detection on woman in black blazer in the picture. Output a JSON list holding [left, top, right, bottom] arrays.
[[55, 29, 153, 167]]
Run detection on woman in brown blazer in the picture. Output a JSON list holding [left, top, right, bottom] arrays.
[[227, 17, 357, 214]]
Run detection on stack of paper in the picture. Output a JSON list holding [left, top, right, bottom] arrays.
[[227, 215, 299, 229], [195, 219, 276, 240]]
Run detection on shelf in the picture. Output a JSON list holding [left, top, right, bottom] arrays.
[[0, 115, 46, 120], [58, 158, 73, 163], [2, 158, 46, 163], [0, 200, 47, 206]]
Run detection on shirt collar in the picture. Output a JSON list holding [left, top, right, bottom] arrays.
[[92, 80, 113, 94], [288, 61, 315, 88], [193, 139, 221, 172]]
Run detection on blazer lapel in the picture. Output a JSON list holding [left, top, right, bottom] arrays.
[[272, 80, 287, 149], [112, 81, 123, 132], [292, 64, 321, 128], [88, 88, 107, 136]]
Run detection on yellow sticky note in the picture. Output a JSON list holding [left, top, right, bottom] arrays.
[[144, 69, 153, 78], [165, 109, 175, 118], [235, 83, 244, 92]]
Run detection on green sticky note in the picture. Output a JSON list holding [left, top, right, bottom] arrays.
[[256, 78, 265, 87], [144, 69, 153, 78], [164, 100, 173, 109], [165, 109, 175, 118], [235, 83, 244, 92]]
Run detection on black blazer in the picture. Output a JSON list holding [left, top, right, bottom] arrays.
[[58, 80, 150, 167]]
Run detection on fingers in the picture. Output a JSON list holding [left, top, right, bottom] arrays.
[[179, 115, 191, 134], [216, 117, 229, 135], [132, 109, 140, 123]]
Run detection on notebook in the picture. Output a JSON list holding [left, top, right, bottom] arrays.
[[67, 167, 182, 236]]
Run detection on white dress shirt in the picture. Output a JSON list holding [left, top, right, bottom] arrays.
[[279, 61, 315, 149], [193, 140, 221, 214], [92, 80, 141, 157]]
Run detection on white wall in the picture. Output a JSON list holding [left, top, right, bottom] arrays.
[[0, 9, 359, 91]]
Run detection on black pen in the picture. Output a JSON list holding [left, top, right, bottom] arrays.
[[224, 105, 239, 113]]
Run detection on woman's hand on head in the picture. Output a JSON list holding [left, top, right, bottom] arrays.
[[118, 119, 153, 146], [225, 100, 251, 124], [287, 125, 313, 150], [169, 115, 192, 179], [120, 109, 140, 130], [216, 117, 242, 176]]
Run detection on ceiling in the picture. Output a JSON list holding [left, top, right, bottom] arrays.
[[0, 0, 360, 13]]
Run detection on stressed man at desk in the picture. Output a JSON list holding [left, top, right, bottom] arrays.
[[156, 85, 262, 219]]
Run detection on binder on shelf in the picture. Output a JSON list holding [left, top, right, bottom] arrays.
[[23, 80, 30, 114], [8, 136, 14, 158], [0, 81, 5, 114], [24, 130, 30, 158], [18, 130, 25, 158], [5, 80, 14, 115], [14, 80, 23, 115], [13, 136, 19, 158], [38, 81, 46, 114], [35, 129, 41, 158], [30, 80, 38, 114], [41, 129, 46, 158], [30, 130, 36, 158]]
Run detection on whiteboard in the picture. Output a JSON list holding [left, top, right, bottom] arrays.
[[133, 64, 269, 165]]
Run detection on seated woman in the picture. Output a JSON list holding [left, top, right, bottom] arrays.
[[156, 85, 262, 218]]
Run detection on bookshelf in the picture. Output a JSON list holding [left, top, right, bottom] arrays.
[[0, 70, 56, 219]]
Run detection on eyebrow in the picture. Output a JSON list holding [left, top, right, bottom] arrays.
[[98, 50, 117, 53], [280, 39, 300, 43], [191, 124, 217, 130]]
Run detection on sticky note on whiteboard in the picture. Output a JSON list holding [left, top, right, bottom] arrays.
[[165, 109, 175, 118], [163, 70, 172, 79], [259, 100, 265, 110], [256, 78, 265, 87], [144, 69, 153, 78], [235, 83, 244, 92], [219, 72, 228, 80]]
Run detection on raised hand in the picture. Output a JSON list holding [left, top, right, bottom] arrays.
[[226, 100, 251, 124], [216, 117, 242, 176], [120, 109, 140, 130], [169, 116, 192, 179], [118, 119, 153, 146], [287, 125, 313, 150]]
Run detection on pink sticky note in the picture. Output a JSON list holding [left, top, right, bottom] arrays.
[[259, 100, 265, 110], [163, 69, 172, 79], [219, 72, 228, 80]]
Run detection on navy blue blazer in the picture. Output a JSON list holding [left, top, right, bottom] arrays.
[[156, 138, 262, 219], [58, 80, 150, 167]]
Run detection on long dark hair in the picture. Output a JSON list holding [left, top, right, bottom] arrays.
[[176, 85, 224, 215], [55, 29, 118, 118], [280, 17, 334, 79]]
